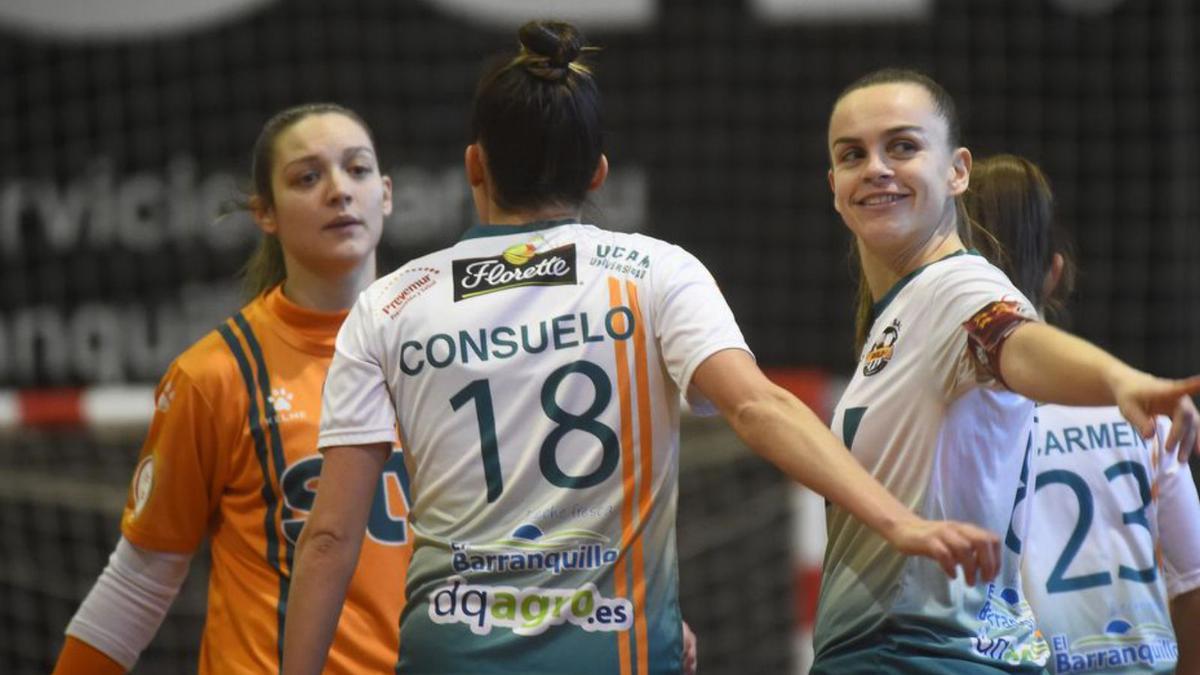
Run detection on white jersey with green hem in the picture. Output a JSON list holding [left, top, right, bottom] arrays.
[[318, 220, 750, 675], [1023, 405, 1200, 674], [813, 251, 1050, 673]]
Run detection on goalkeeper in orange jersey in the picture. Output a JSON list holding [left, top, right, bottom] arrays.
[[52, 102, 413, 674]]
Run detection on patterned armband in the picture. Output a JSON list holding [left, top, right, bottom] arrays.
[[962, 300, 1032, 389]]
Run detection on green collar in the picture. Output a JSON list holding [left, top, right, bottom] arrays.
[[459, 218, 579, 241], [872, 248, 981, 316]]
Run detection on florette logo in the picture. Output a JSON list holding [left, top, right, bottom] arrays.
[[503, 241, 537, 265], [156, 381, 175, 412], [452, 240, 577, 301], [863, 319, 901, 376]]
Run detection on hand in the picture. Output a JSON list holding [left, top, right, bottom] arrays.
[[681, 620, 698, 675], [1165, 394, 1200, 464], [886, 517, 1001, 586], [1109, 369, 1200, 461]]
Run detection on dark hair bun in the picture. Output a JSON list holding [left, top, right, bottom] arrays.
[[518, 20, 582, 69]]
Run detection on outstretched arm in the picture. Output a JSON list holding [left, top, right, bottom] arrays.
[[282, 442, 390, 675], [691, 348, 1000, 584], [999, 322, 1200, 459]]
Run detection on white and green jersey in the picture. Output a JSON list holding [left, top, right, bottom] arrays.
[[319, 221, 749, 675], [1022, 405, 1200, 674], [814, 251, 1050, 672]]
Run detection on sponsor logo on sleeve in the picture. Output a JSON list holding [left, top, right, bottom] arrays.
[[156, 380, 176, 412], [963, 299, 1031, 384], [452, 239, 577, 301], [131, 455, 155, 516]]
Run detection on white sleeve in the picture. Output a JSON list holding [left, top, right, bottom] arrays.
[[1157, 425, 1200, 598], [64, 537, 191, 669], [652, 244, 751, 416], [319, 290, 398, 449], [927, 261, 1037, 400]]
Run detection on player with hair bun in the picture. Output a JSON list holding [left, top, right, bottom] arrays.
[[814, 68, 1200, 673], [52, 103, 412, 675], [283, 22, 1005, 675], [968, 153, 1200, 675]]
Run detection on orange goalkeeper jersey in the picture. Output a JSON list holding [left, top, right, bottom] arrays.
[[120, 285, 411, 675]]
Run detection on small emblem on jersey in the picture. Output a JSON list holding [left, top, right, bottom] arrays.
[[502, 241, 537, 265], [265, 387, 306, 423], [862, 319, 901, 376], [589, 243, 650, 279], [381, 267, 440, 319], [964, 299, 1031, 384], [131, 456, 154, 516], [452, 240, 577, 301], [156, 381, 175, 412], [269, 387, 293, 411]]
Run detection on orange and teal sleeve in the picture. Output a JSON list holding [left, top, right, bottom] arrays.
[[120, 361, 226, 553], [52, 636, 125, 675]]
